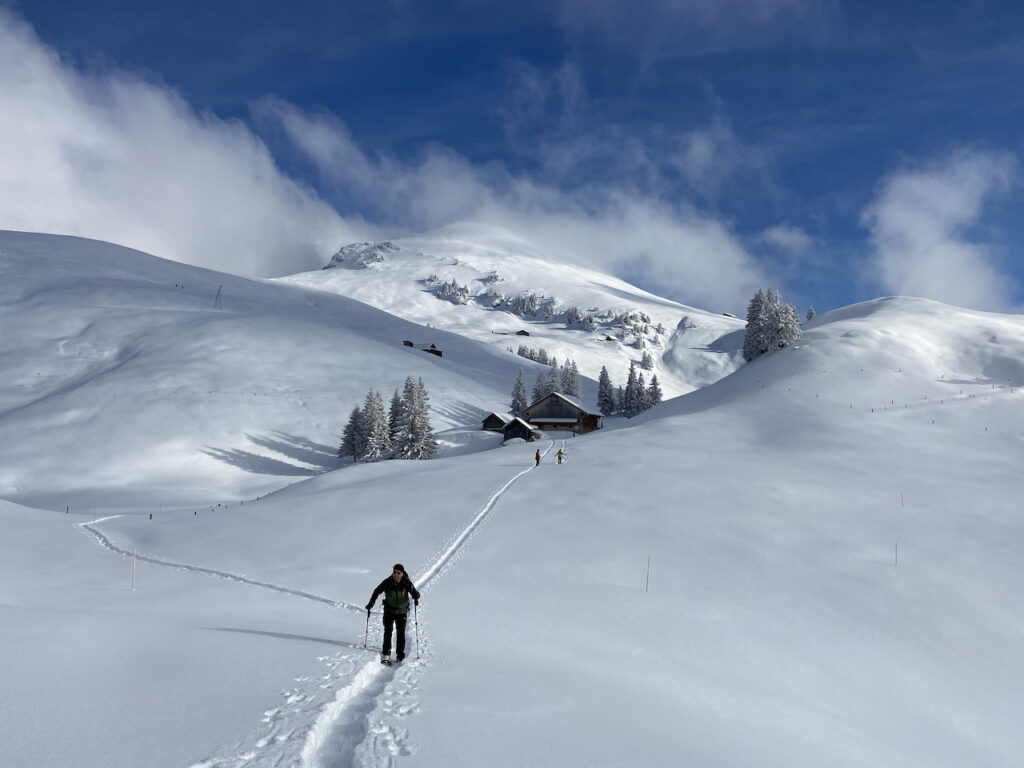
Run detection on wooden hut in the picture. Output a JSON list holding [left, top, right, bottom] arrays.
[[482, 412, 512, 432], [501, 417, 538, 442]]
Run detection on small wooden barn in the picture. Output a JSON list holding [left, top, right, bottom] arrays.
[[481, 412, 512, 432], [501, 417, 538, 442], [522, 392, 603, 434], [402, 340, 443, 357]]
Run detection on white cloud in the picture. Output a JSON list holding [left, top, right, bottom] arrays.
[[861, 149, 1017, 311], [260, 99, 768, 312], [0, 11, 365, 277], [757, 223, 814, 255], [670, 113, 771, 201], [0, 11, 770, 311]]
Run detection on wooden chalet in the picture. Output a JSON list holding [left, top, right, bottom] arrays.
[[522, 392, 603, 434]]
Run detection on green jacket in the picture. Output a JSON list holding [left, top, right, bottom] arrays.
[[367, 575, 421, 616]]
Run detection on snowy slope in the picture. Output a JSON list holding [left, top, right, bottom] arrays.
[[0, 230, 566, 507], [278, 222, 747, 398], [1, 231, 1023, 768]]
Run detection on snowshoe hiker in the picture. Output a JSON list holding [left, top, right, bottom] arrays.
[[556, 449, 565, 464], [366, 563, 420, 663], [535, 449, 541, 466]]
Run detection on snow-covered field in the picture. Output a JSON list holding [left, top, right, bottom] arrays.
[[1, 230, 1022, 767]]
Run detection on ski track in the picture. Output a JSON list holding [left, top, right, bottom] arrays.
[[82, 440, 553, 768], [80, 519, 364, 613]]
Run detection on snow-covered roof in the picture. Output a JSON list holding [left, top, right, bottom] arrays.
[[527, 391, 602, 416], [503, 416, 537, 431]]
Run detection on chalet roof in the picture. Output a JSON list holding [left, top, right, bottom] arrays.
[[484, 411, 513, 423], [524, 391, 602, 417], [503, 417, 537, 431]]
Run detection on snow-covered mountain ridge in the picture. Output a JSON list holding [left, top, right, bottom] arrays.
[[279, 222, 747, 398]]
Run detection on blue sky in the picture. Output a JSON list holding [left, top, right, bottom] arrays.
[[1, 1, 1022, 314]]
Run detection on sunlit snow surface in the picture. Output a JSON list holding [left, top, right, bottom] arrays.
[[1, 230, 1022, 767]]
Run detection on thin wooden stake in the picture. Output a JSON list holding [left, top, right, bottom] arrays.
[[131, 547, 137, 590], [645, 555, 651, 593]]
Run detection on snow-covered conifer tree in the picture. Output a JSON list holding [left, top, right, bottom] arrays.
[[641, 351, 655, 370], [636, 372, 651, 413], [623, 363, 640, 417], [762, 289, 802, 353], [559, 359, 582, 399], [743, 289, 768, 362], [777, 301, 803, 348], [511, 369, 528, 417], [394, 377, 437, 460], [806, 306, 816, 321], [339, 405, 364, 459], [548, 361, 561, 394], [597, 366, 616, 415], [532, 371, 548, 402], [648, 375, 663, 406], [389, 389, 402, 441], [361, 389, 391, 461]]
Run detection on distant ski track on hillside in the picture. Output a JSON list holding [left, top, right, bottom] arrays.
[[80, 518, 364, 612], [82, 441, 553, 768]]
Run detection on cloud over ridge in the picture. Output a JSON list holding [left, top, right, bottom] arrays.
[[0, 10, 361, 278], [862, 149, 1017, 311]]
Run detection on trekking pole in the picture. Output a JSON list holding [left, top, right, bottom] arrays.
[[414, 602, 421, 659], [364, 609, 370, 648]]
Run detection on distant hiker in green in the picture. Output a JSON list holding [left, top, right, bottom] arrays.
[[556, 449, 565, 464], [535, 449, 541, 466], [366, 563, 420, 663]]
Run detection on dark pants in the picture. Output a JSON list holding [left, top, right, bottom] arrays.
[[382, 611, 408, 658]]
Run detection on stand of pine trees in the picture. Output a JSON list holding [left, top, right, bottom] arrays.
[[526, 358, 582, 404], [596, 363, 662, 417], [339, 377, 437, 462], [742, 288, 802, 362]]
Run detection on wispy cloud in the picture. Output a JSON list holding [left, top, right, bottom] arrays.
[[670, 111, 774, 202], [259, 97, 769, 312], [861, 148, 1017, 311], [757, 223, 814, 255], [0, 11, 365, 277]]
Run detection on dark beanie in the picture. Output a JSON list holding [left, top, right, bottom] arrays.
[[393, 563, 405, 574]]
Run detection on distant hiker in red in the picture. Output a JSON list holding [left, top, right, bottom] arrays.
[[366, 564, 420, 664], [535, 449, 541, 466]]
